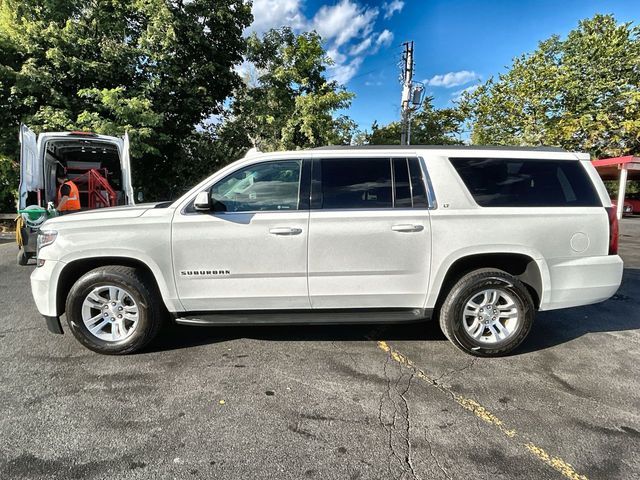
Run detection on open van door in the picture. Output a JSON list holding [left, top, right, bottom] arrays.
[[18, 124, 41, 209], [121, 132, 135, 204]]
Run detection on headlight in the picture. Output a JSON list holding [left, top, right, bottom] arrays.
[[37, 230, 58, 251]]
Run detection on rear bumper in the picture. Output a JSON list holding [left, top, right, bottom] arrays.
[[540, 255, 624, 311]]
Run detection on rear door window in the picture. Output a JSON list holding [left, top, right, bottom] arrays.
[[392, 157, 430, 208], [317, 158, 393, 209], [393, 158, 412, 207], [408, 157, 429, 208], [449, 158, 601, 207], [314, 157, 430, 210]]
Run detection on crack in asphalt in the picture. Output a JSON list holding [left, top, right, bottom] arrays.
[[379, 353, 406, 478], [378, 350, 421, 480], [398, 370, 419, 480], [424, 427, 451, 480], [0, 326, 38, 336], [377, 341, 591, 480], [434, 357, 478, 383]]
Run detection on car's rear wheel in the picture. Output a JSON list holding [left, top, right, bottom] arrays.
[[65, 266, 161, 354], [439, 269, 534, 357]]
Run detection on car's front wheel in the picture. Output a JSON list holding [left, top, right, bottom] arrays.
[[439, 269, 534, 357], [17, 249, 30, 266], [65, 266, 162, 354]]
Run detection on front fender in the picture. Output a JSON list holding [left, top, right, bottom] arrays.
[[57, 248, 183, 313]]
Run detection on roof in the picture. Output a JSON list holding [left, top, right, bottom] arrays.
[[313, 144, 567, 152]]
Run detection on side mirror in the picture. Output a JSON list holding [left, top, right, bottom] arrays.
[[136, 191, 144, 203], [193, 191, 211, 211]]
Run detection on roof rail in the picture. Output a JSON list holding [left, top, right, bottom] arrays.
[[312, 145, 567, 152], [243, 147, 261, 158]]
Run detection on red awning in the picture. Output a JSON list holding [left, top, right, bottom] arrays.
[[592, 156, 640, 180]]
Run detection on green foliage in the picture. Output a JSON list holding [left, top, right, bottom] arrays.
[[0, 154, 17, 211], [0, 0, 252, 208], [604, 180, 640, 197], [167, 122, 253, 200], [367, 97, 464, 145], [224, 27, 356, 152], [462, 14, 640, 159]]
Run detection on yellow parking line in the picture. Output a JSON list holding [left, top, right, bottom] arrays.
[[376, 341, 588, 480]]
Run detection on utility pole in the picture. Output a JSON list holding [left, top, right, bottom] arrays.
[[400, 41, 414, 145]]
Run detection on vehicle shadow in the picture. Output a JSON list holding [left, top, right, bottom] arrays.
[[148, 318, 444, 353], [145, 268, 640, 356]]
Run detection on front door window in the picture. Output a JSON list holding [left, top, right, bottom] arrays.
[[211, 160, 302, 212]]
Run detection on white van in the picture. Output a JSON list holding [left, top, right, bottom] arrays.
[[17, 124, 135, 264]]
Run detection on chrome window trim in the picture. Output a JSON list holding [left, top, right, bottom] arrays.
[[417, 156, 438, 210], [406, 157, 415, 208], [179, 154, 438, 215]]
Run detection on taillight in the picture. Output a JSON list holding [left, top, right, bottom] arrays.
[[605, 207, 618, 255]]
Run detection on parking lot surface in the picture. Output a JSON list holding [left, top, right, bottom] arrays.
[[1, 220, 639, 480]]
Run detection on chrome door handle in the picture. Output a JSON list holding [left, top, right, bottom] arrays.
[[391, 224, 424, 232], [269, 227, 302, 235]]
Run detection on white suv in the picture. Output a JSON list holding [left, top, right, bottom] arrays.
[[30, 146, 624, 356]]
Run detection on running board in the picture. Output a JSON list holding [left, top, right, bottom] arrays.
[[174, 308, 431, 326]]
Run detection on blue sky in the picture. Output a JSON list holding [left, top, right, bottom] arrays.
[[247, 0, 640, 131]]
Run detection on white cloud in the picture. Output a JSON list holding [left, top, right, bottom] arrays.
[[383, 0, 404, 19], [375, 29, 394, 48], [328, 56, 364, 85], [425, 70, 481, 88], [244, 0, 397, 87], [350, 37, 372, 56], [348, 29, 393, 57], [451, 84, 480, 101], [312, 0, 378, 47], [327, 48, 347, 65], [247, 0, 306, 34]]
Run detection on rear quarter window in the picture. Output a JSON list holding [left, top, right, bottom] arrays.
[[449, 158, 602, 207]]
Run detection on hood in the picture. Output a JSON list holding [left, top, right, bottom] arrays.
[[44, 203, 163, 227]]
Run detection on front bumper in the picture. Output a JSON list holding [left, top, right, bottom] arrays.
[[44, 315, 63, 334], [30, 259, 65, 333]]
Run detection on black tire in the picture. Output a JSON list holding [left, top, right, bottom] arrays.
[[65, 266, 162, 355], [17, 249, 29, 266], [439, 269, 534, 357]]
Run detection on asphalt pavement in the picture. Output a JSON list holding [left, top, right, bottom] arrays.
[[0, 219, 639, 479]]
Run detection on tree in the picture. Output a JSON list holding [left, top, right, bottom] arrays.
[[461, 14, 640, 159], [0, 0, 252, 208], [223, 27, 356, 152], [367, 97, 464, 145]]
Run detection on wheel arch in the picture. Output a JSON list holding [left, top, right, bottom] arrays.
[[56, 256, 175, 316], [430, 251, 547, 310]]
